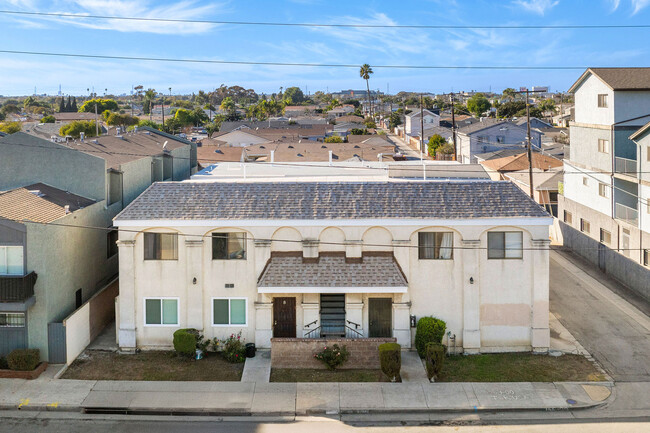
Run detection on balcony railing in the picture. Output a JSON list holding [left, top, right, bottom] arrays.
[[0, 271, 37, 302], [615, 203, 638, 225], [615, 157, 637, 176]]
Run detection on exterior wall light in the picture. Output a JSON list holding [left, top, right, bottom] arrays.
[[192, 277, 197, 285], [469, 277, 474, 284]]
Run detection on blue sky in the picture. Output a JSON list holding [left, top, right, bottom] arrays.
[[1, 0, 649, 96]]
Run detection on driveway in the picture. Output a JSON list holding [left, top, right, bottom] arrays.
[[383, 130, 428, 161], [549, 249, 650, 382]]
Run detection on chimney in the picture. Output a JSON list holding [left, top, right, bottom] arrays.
[[64, 205, 70, 214]]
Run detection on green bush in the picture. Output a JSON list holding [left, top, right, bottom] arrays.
[[0, 356, 8, 369], [425, 342, 446, 381], [314, 344, 350, 370], [41, 115, 55, 123], [173, 328, 199, 357], [415, 317, 446, 358], [378, 342, 401, 382], [221, 332, 246, 363], [59, 120, 97, 139], [7, 349, 40, 371]]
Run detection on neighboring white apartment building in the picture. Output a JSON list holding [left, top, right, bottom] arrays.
[[114, 180, 552, 354], [559, 68, 650, 299], [456, 119, 542, 164], [405, 109, 441, 139]]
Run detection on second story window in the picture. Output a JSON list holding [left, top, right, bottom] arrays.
[[597, 94, 608, 108], [598, 183, 609, 198], [598, 139, 610, 154], [487, 232, 523, 259], [212, 233, 247, 260], [418, 232, 453, 260], [144, 232, 178, 260], [0, 245, 23, 275]]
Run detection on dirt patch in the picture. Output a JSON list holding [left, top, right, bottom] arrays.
[[270, 368, 388, 382], [62, 350, 244, 381]]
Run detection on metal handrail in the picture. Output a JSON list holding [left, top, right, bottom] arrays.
[[345, 325, 363, 338], [304, 326, 321, 338], [346, 320, 361, 329], [305, 320, 318, 328]]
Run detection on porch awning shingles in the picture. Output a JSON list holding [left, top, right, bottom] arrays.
[[257, 254, 408, 293]]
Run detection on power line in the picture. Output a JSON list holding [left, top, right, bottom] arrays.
[[2, 10, 650, 30], [0, 49, 592, 70], [1, 215, 648, 253]]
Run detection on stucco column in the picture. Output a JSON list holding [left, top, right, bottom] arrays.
[[531, 238, 550, 352], [185, 239, 203, 331], [302, 293, 320, 337], [391, 240, 411, 302], [117, 239, 136, 350], [392, 300, 411, 348], [462, 239, 481, 353], [254, 239, 271, 276], [255, 299, 272, 348], [302, 239, 319, 258], [345, 293, 364, 336]]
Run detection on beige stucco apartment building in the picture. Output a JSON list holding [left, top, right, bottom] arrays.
[[114, 181, 552, 354]]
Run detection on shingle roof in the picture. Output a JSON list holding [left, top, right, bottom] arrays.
[[569, 68, 650, 93], [480, 152, 563, 172], [0, 183, 95, 224], [114, 181, 549, 221], [457, 119, 518, 135], [258, 254, 408, 288]]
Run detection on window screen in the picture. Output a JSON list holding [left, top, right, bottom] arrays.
[[144, 233, 178, 260]]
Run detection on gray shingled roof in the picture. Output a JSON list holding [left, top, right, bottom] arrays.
[[569, 68, 650, 92], [258, 255, 407, 288], [114, 181, 549, 221]]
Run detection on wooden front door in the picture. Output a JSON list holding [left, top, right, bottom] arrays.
[[368, 298, 392, 338], [273, 297, 296, 338]]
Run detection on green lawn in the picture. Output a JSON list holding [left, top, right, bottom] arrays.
[[437, 353, 606, 382], [62, 350, 244, 381], [271, 368, 387, 382]]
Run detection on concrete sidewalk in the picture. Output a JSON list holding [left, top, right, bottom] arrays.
[[0, 365, 613, 416]]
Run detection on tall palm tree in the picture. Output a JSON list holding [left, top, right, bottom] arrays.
[[359, 64, 374, 118]]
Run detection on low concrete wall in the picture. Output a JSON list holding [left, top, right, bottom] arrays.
[[63, 279, 118, 365], [559, 222, 650, 302], [271, 337, 396, 369]]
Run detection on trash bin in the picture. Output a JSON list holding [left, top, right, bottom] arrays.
[[245, 342, 256, 358]]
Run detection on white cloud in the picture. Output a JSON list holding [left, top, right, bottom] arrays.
[[513, 0, 560, 15], [607, 0, 650, 13]]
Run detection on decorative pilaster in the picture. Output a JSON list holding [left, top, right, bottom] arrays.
[[117, 239, 136, 350], [254, 239, 271, 276], [346, 240, 362, 258], [302, 239, 319, 259], [461, 239, 481, 353], [185, 239, 204, 330]]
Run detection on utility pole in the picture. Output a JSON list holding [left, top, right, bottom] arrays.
[[420, 94, 425, 155], [94, 102, 99, 137], [450, 93, 457, 161], [526, 89, 534, 198]]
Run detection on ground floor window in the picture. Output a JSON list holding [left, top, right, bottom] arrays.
[[600, 229, 611, 245], [644, 249, 649, 267], [212, 298, 247, 326], [144, 298, 179, 326], [0, 312, 25, 327], [563, 210, 572, 224], [580, 218, 591, 234], [487, 231, 523, 259]]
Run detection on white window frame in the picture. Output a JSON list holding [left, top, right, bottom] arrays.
[[487, 231, 523, 260], [598, 182, 609, 198], [598, 94, 608, 108], [211, 297, 248, 327], [598, 139, 610, 154], [0, 245, 24, 276], [583, 177, 589, 187], [143, 297, 180, 327], [0, 312, 26, 327]]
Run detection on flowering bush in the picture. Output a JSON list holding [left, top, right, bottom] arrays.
[[314, 344, 350, 370], [220, 332, 246, 363]]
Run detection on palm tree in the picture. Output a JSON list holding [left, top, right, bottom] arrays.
[[359, 64, 374, 118]]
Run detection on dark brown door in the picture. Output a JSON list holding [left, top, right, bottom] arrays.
[[369, 298, 392, 338], [273, 297, 296, 338]]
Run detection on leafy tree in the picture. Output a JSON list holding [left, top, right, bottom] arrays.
[[427, 134, 447, 157], [498, 101, 526, 118], [59, 120, 97, 138], [105, 112, 139, 128], [0, 111, 4, 121], [173, 99, 194, 109], [342, 99, 361, 108], [0, 121, 21, 134], [502, 88, 517, 101], [136, 119, 162, 130], [65, 96, 72, 112], [0, 104, 20, 116], [71, 97, 78, 112], [359, 64, 374, 117], [324, 136, 344, 143], [41, 115, 55, 123], [284, 87, 305, 104], [58, 98, 66, 113], [350, 128, 369, 135], [363, 117, 376, 129], [23, 96, 37, 108], [78, 98, 118, 114], [388, 111, 402, 129], [467, 93, 491, 117], [143, 99, 151, 115]]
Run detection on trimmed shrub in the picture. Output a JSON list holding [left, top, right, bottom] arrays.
[[415, 317, 446, 358], [173, 328, 199, 357], [378, 342, 401, 382], [425, 342, 446, 381], [7, 349, 40, 371], [314, 344, 350, 370], [0, 356, 8, 370]]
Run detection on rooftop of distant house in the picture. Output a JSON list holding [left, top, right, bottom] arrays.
[[0, 182, 95, 224], [480, 152, 563, 172]]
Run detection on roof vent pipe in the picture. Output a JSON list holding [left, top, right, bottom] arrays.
[[270, 150, 274, 165], [80, 132, 85, 142], [64, 205, 70, 214], [329, 150, 333, 166]]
